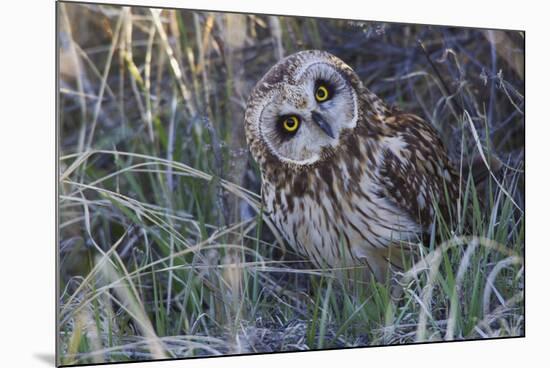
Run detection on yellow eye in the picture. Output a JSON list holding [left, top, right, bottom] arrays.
[[282, 115, 300, 133], [315, 85, 330, 102]]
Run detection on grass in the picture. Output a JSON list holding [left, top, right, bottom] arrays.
[[57, 2, 524, 365]]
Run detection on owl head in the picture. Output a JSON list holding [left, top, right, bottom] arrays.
[[245, 50, 365, 168]]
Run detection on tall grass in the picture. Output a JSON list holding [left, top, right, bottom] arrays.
[[58, 2, 524, 365]]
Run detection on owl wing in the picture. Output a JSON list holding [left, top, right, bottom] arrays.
[[377, 113, 459, 230]]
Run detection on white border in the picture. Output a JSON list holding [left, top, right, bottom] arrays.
[[1, 0, 547, 367]]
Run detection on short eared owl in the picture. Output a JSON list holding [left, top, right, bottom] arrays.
[[244, 50, 459, 280]]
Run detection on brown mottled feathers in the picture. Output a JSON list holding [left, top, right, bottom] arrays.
[[244, 50, 460, 281], [377, 110, 460, 228]]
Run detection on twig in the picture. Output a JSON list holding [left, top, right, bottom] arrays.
[[418, 40, 461, 117]]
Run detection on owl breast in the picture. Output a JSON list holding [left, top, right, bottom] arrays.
[[261, 147, 423, 277]]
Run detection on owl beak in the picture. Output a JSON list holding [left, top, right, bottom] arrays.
[[311, 111, 335, 139]]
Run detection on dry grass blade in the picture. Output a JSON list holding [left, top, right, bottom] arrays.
[[60, 149, 287, 248], [482, 256, 523, 316], [60, 150, 94, 181], [99, 255, 169, 359], [398, 236, 523, 342], [60, 3, 87, 152], [444, 239, 478, 340], [150, 9, 195, 117], [85, 8, 125, 151], [464, 110, 523, 214], [59, 229, 129, 320]]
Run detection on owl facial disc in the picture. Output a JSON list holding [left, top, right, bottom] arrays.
[[245, 50, 360, 166]]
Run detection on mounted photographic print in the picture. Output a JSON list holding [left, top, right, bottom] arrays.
[[57, 1, 525, 366]]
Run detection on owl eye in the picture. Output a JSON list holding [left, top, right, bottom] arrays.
[[281, 115, 300, 133], [315, 84, 331, 102]]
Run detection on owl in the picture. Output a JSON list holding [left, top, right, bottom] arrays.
[[244, 50, 460, 281]]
